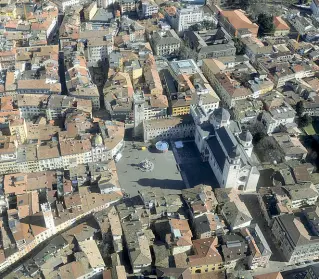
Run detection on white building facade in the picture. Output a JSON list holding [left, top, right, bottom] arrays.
[[168, 6, 203, 33], [143, 117, 195, 142], [194, 107, 259, 191]]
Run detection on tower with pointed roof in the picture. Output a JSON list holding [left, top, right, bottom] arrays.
[[238, 130, 253, 157], [41, 202, 56, 234], [133, 90, 145, 139], [209, 107, 230, 129], [193, 105, 259, 191]]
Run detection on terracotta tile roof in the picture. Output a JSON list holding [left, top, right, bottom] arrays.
[[59, 139, 92, 156], [26, 171, 54, 192], [37, 143, 60, 160], [220, 10, 258, 32], [17, 192, 39, 219], [188, 237, 222, 267], [0, 137, 15, 156], [215, 72, 252, 98], [4, 173, 27, 195], [0, 249, 5, 264], [0, 96, 14, 111], [64, 193, 82, 209], [273, 16, 290, 31], [108, 207, 122, 236], [58, 261, 86, 279], [149, 94, 168, 108], [169, 219, 192, 235], [191, 271, 225, 279], [146, 67, 163, 91], [17, 94, 49, 107], [173, 252, 188, 268]]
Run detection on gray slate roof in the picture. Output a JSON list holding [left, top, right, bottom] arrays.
[[152, 29, 181, 46], [222, 201, 252, 229]]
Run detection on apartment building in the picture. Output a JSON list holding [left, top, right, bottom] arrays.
[[69, 87, 100, 111], [9, 119, 28, 145], [104, 71, 134, 121], [257, 55, 319, 88], [138, 0, 158, 18], [144, 95, 168, 120], [46, 95, 92, 120], [150, 30, 181, 57], [167, 6, 203, 33], [122, 221, 152, 273], [241, 224, 272, 269], [273, 16, 290, 36], [272, 214, 319, 263], [205, 72, 252, 108], [259, 92, 296, 134], [120, 0, 136, 14], [53, 0, 81, 12], [86, 38, 113, 64], [65, 53, 100, 110], [0, 49, 16, 70], [188, 237, 224, 274], [143, 116, 195, 142], [219, 9, 259, 37], [17, 95, 49, 120], [0, 119, 124, 174], [143, 62, 163, 95], [97, 0, 114, 8], [272, 133, 307, 161], [0, 189, 122, 272], [84, 2, 98, 21]]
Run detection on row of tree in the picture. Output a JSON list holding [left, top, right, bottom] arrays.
[[188, 20, 217, 31], [296, 100, 313, 128], [257, 13, 275, 37]]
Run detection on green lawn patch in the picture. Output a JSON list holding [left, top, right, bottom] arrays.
[[304, 123, 316, 135]]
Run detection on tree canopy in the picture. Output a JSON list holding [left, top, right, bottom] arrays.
[[179, 43, 198, 60], [201, 20, 216, 30], [189, 23, 202, 31], [247, 121, 267, 144], [233, 38, 246, 55], [239, 0, 250, 10], [189, 20, 216, 31], [257, 13, 275, 37], [296, 101, 304, 116], [299, 114, 312, 128], [256, 136, 284, 163]]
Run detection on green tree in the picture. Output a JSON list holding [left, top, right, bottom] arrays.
[[240, 0, 250, 10], [248, 121, 267, 144], [233, 38, 245, 55], [189, 23, 201, 31], [189, 20, 216, 32], [296, 100, 304, 116], [179, 43, 198, 60], [257, 13, 275, 37], [256, 136, 284, 163], [201, 20, 216, 30], [299, 114, 312, 128]]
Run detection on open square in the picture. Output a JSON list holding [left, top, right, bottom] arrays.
[[172, 141, 219, 189], [116, 141, 185, 196]]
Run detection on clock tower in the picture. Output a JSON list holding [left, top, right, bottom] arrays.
[[133, 90, 145, 139]]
